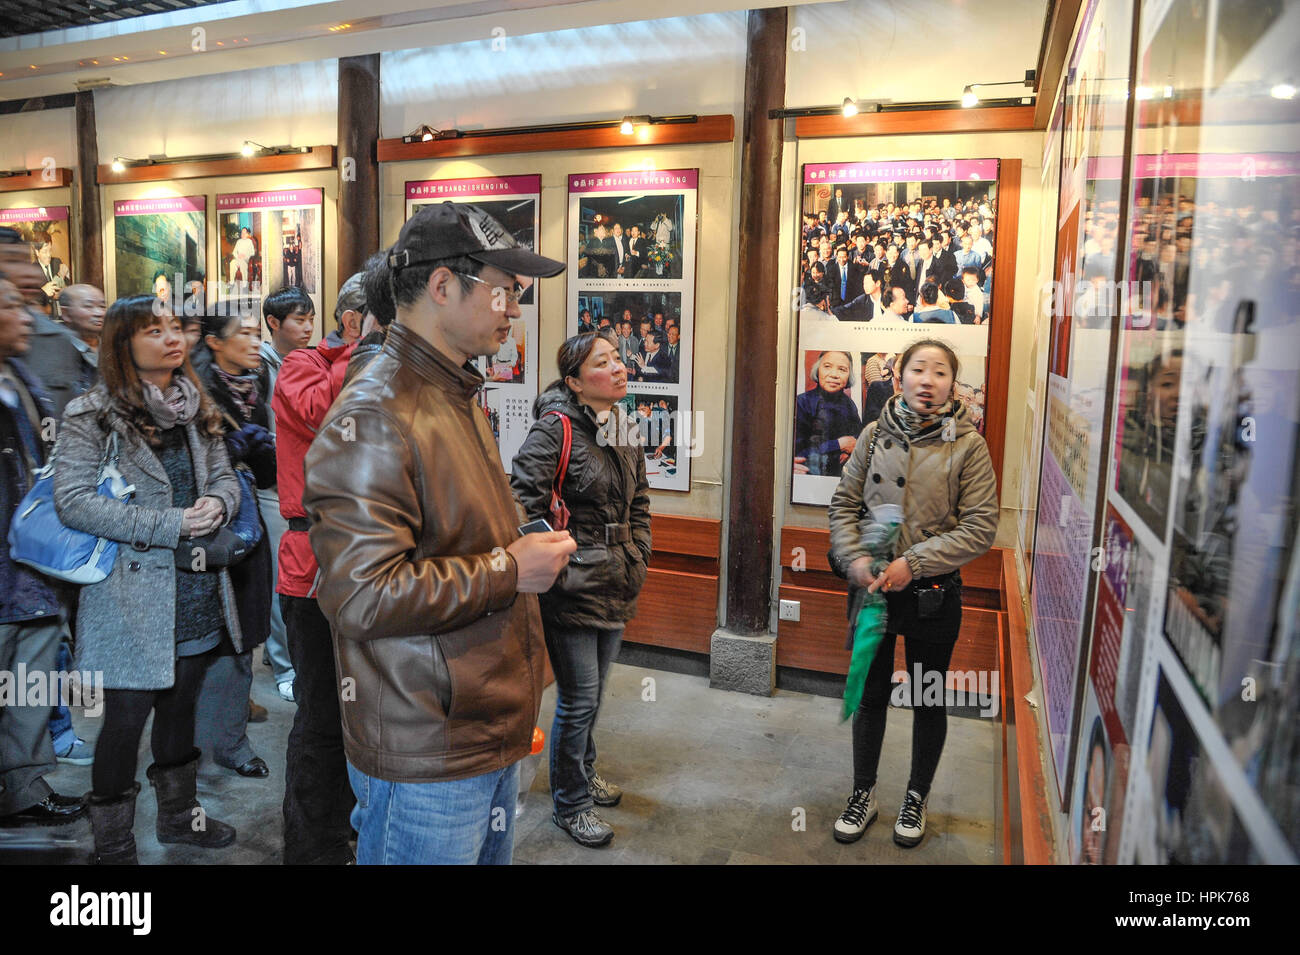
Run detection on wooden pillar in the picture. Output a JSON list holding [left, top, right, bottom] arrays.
[[74, 91, 103, 291], [710, 7, 787, 695], [725, 8, 787, 635], [336, 54, 380, 282]]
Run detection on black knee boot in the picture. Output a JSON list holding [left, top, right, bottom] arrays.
[[86, 783, 141, 865], [146, 748, 236, 849]]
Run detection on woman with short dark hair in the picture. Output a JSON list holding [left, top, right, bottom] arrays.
[[509, 330, 652, 849]]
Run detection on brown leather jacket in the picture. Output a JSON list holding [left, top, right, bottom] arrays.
[[302, 323, 544, 783]]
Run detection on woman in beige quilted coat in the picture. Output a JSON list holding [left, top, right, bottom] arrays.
[[826, 338, 998, 849]]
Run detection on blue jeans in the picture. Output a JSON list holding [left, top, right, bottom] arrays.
[[48, 640, 77, 754], [257, 488, 295, 686], [543, 624, 624, 816], [346, 760, 519, 865]]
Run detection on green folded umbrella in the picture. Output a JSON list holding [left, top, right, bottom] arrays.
[[843, 588, 887, 721]]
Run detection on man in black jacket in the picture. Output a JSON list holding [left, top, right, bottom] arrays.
[[0, 262, 85, 831]]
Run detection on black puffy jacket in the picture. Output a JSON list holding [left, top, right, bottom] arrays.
[[510, 386, 651, 630]]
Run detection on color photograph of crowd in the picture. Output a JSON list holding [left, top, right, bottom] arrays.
[[798, 191, 996, 325], [577, 290, 683, 384]]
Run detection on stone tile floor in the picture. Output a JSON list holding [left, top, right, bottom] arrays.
[[6, 658, 997, 865], [515, 663, 998, 866]]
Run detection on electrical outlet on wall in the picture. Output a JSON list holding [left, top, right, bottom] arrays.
[[779, 599, 800, 622]]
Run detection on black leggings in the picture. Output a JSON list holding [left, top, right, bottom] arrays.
[[851, 632, 957, 800], [91, 652, 213, 798]]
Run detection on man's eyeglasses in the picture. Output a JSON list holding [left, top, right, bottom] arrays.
[[452, 272, 524, 306]]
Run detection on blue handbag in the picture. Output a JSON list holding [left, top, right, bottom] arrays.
[[228, 464, 264, 548], [8, 431, 134, 584]]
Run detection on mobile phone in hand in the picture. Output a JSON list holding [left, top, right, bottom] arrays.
[[518, 518, 554, 535]]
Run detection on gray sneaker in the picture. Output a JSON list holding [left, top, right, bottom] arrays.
[[553, 808, 615, 848], [588, 773, 622, 807]]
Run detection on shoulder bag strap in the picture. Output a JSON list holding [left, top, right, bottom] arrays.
[[856, 423, 880, 522], [542, 410, 572, 531]]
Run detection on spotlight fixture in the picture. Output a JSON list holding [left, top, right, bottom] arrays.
[[396, 115, 697, 148], [111, 157, 125, 172], [1271, 82, 1296, 100], [239, 141, 308, 157], [402, 125, 462, 144], [960, 71, 1036, 107], [768, 102, 881, 120]]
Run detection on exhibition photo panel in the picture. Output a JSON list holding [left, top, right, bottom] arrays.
[[0, 205, 72, 312], [408, 175, 543, 472], [112, 195, 207, 305], [1030, 0, 1132, 807], [216, 188, 324, 316], [792, 159, 998, 506], [567, 168, 698, 492], [1102, 0, 1300, 863]]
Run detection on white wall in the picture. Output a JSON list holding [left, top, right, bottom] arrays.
[[94, 59, 338, 162], [787, 0, 1048, 108], [380, 12, 748, 137], [0, 108, 76, 171]]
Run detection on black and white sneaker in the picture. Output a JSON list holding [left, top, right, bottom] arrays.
[[553, 808, 615, 848], [894, 789, 927, 847], [588, 773, 622, 807], [832, 787, 878, 843]]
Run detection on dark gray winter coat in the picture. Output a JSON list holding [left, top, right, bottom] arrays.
[[52, 385, 244, 689]]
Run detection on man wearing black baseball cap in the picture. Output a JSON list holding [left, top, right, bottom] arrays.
[[303, 203, 575, 864]]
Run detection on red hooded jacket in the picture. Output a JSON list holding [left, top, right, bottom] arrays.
[[272, 337, 356, 597]]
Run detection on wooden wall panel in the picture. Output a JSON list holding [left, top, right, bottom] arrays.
[[0, 169, 72, 192], [624, 567, 716, 654], [796, 106, 1035, 139], [623, 515, 720, 655], [775, 580, 1000, 677], [1001, 548, 1053, 863], [377, 115, 733, 162], [779, 525, 1004, 594], [97, 146, 335, 185]]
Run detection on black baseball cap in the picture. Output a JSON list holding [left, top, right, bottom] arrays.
[[388, 201, 564, 278]]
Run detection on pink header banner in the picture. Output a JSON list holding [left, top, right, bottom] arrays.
[[406, 175, 541, 200], [217, 188, 322, 211], [568, 169, 698, 194], [0, 206, 69, 223], [803, 159, 999, 184], [114, 196, 204, 216], [1086, 152, 1300, 181]]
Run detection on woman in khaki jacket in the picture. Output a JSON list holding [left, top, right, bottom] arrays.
[[827, 338, 998, 849]]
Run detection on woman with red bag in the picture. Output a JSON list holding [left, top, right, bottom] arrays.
[[510, 330, 652, 849]]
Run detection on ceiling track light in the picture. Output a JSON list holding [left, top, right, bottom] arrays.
[[961, 71, 1037, 108], [402, 124, 457, 144], [398, 115, 697, 145], [768, 102, 881, 120]]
